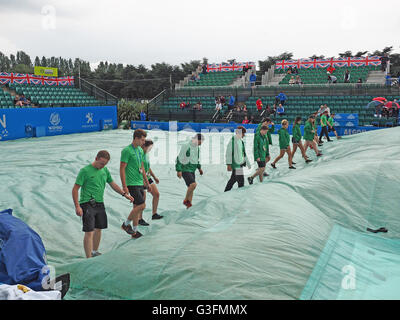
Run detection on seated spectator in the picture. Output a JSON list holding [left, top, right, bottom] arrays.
[[287, 66, 293, 74], [277, 104, 285, 115], [249, 72, 257, 87], [190, 74, 196, 82], [243, 65, 249, 73], [256, 98, 263, 112], [235, 106, 241, 112], [344, 69, 350, 83], [272, 103, 278, 116], [392, 99, 400, 118], [295, 75, 303, 85], [289, 76, 295, 85], [19, 94, 31, 106], [242, 104, 248, 113], [374, 101, 385, 118], [327, 75, 337, 84], [195, 74, 201, 81], [292, 66, 299, 74], [180, 101, 187, 109], [242, 115, 249, 124], [327, 65, 336, 74], [14, 95, 23, 107], [265, 104, 272, 117], [194, 101, 202, 111], [356, 78, 363, 88]]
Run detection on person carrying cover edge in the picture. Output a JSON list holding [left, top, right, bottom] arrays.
[[176, 133, 205, 209], [120, 129, 152, 239], [225, 126, 251, 191], [72, 150, 134, 258]]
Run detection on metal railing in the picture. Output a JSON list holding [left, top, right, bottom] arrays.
[[79, 77, 119, 105]]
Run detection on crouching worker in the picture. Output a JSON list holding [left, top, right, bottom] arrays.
[[72, 150, 134, 258]]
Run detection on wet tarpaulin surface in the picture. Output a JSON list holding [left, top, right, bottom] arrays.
[[0, 127, 399, 299]]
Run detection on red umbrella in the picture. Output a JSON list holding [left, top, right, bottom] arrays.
[[393, 102, 400, 109], [373, 97, 387, 102]]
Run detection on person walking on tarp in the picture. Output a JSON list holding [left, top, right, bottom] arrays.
[[224, 126, 251, 191], [270, 119, 296, 169], [120, 129, 153, 239], [176, 133, 205, 209], [319, 111, 332, 143], [327, 113, 341, 140], [72, 150, 134, 258], [142, 139, 163, 222], [248, 125, 269, 185], [304, 115, 323, 157], [291, 116, 312, 163]]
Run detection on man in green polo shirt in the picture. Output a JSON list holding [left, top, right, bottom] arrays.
[[120, 129, 152, 239], [72, 150, 134, 258], [319, 110, 332, 143]]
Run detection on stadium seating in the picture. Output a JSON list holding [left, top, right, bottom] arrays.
[[275, 65, 380, 85], [246, 95, 399, 126], [3, 83, 104, 108], [185, 71, 243, 87], [0, 87, 15, 108]]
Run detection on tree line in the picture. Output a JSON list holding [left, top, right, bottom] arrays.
[[1, 47, 399, 99]]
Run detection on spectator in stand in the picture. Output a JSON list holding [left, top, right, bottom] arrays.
[[249, 72, 257, 87], [265, 104, 273, 117], [275, 92, 287, 105], [380, 54, 389, 72], [140, 110, 146, 121], [356, 78, 363, 88], [289, 76, 295, 85], [215, 100, 222, 113], [202, 64, 207, 74], [292, 66, 298, 75], [228, 95, 235, 110], [328, 74, 337, 84], [195, 74, 201, 81], [249, 116, 255, 124], [194, 101, 202, 111], [272, 103, 278, 116], [190, 74, 196, 82], [327, 65, 336, 74], [243, 65, 249, 73], [220, 95, 226, 106], [385, 75, 392, 87], [344, 69, 350, 83], [242, 104, 248, 113], [295, 75, 303, 85], [180, 101, 187, 110], [242, 115, 249, 124], [287, 66, 293, 74], [19, 94, 31, 106], [317, 104, 330, 117], [256, 98, 263, 112], [14, 95, 23, 107], [277, 104, 285, 116]]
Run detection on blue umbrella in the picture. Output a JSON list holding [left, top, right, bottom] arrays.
[[366, 100, 383, 109]]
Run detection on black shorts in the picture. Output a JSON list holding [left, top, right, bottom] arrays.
[[257, 160, 266, 168], [182, 172, 196, 187], [328, 126, 336, 132], [292, 137, 300, 144], [81, 202, 107, 232], [128, 186, 145, 206]]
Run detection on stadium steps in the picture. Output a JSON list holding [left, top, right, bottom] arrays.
[[366, 70, 386, 84]]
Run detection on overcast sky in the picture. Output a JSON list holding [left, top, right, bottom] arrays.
[[1, 0, 399, 69]]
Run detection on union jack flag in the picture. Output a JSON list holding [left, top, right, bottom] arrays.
[[275, 56, 381, 69], [0, 72, 74, 86]]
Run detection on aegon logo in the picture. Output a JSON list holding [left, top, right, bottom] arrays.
[[49, 113, 61, 126], [0, 114, 6, 129]]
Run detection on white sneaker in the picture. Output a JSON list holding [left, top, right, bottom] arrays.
[[92, 251, 102, 257]]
